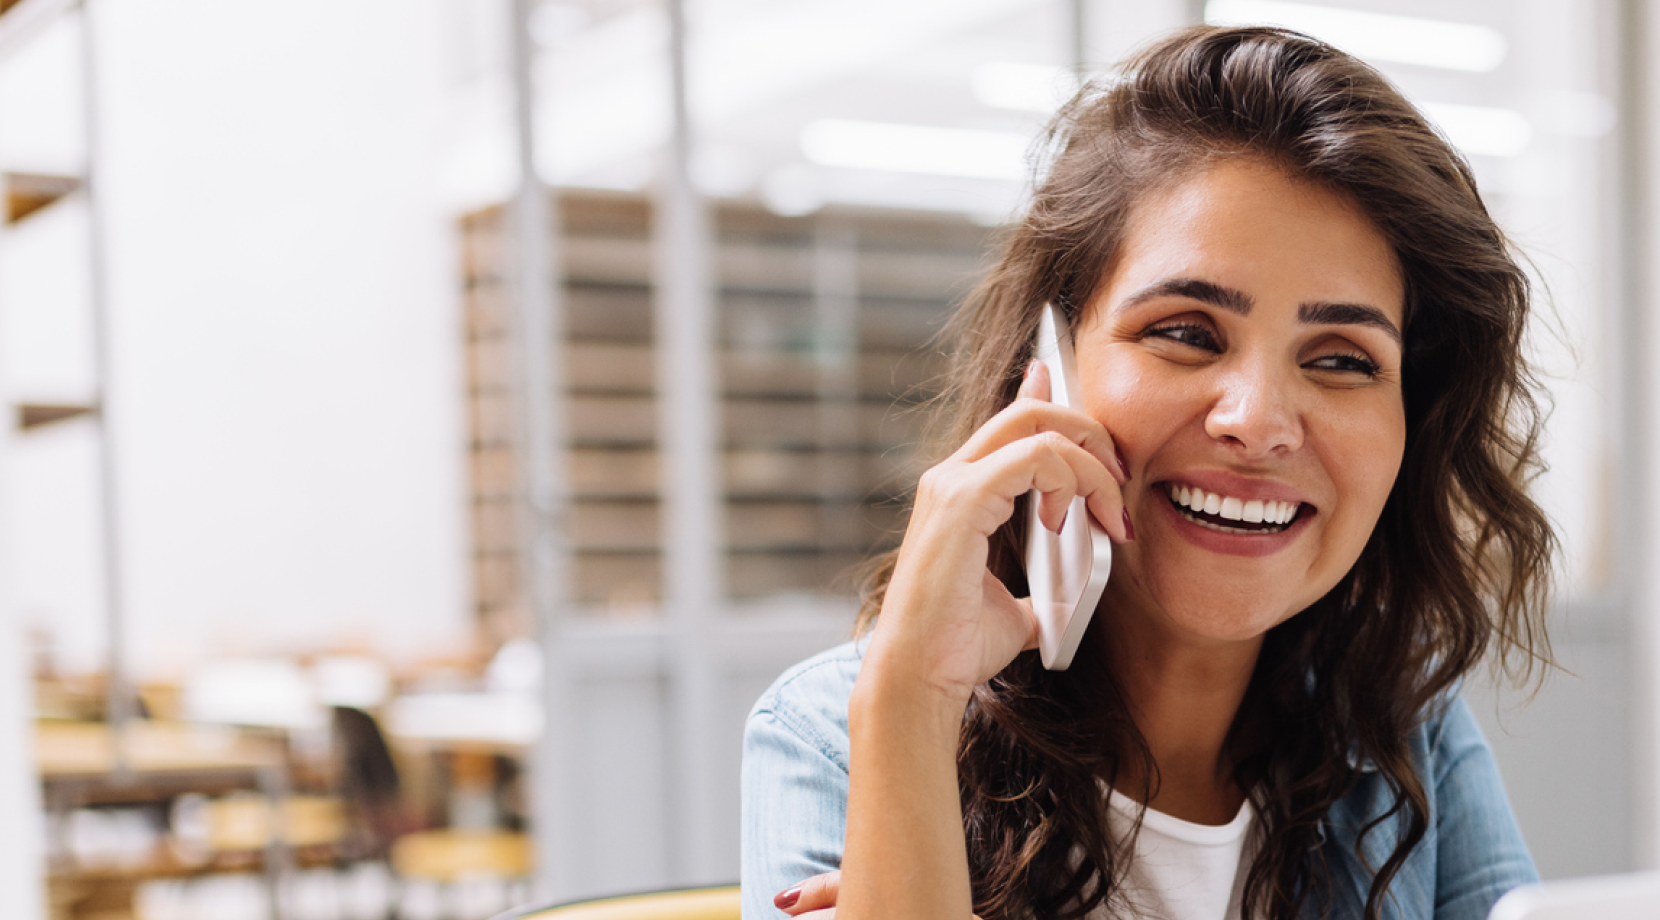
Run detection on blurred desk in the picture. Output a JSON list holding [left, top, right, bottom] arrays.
[[37, 719, 283, 788], [36, 720, 292, 920]]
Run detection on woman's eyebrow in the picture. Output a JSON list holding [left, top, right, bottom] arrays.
[[1120, 277, 1253, 314], [1120, 277, 1402, 345], [1298, 301, 1402, 345]]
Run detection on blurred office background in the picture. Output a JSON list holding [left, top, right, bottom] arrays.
[[0, 0, 1652, 917]]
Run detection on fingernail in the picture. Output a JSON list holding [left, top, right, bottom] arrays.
[[1056, 509, 1069, 533], [1122, 508, 1136, 541], [775, 886, 802, 910], [1024, 360, 1040, 380], [1114, 445, 1130, 481]]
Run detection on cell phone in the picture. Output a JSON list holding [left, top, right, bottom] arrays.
[[1024, 303, 1112, 670]]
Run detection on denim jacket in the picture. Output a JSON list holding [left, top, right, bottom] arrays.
[[741, 639, 1537, 919]]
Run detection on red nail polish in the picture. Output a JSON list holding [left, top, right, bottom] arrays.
[[1122, 508, 1136, 541], [1056, 509, 1069, 533], [775, 886, 802, 910], [1114, 445, 1130, 480]]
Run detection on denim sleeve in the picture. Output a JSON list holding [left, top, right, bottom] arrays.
[[1430, 696, 1539, 920], [740, 648, 858, 920]]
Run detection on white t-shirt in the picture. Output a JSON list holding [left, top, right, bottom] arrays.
[[1091, 788, 1256, 920]]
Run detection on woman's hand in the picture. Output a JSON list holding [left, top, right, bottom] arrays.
[[775, 872, 985, 920], [865, 360, 1130, 704], [774, 870, 840, 917], [834, 361, 1129, 920]]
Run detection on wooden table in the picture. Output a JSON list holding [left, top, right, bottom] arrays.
[[36, 720, 293, 920]]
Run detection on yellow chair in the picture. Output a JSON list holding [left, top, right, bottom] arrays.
[[495, 885, 741, 920], [390, 828, 535, 883]]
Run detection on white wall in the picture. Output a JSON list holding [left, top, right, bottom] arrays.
[[0, 0, 471, 679]]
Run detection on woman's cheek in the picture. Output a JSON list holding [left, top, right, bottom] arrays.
[[1325, 395, 1406, 530], [1083, 354, 1170, 445]]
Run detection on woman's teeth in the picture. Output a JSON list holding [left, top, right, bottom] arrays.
[[1167, 483, 1301, 534]]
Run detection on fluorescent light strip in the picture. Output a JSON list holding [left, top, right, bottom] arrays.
[[1419, 102, 1531, 158], [799, 119, 1033, 182], [1205, 0, 1506, 73], [761, 163, 1023, 221]]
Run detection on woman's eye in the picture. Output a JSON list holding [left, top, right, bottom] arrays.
[[1146, 322, 1219, 351], [1306, 352, 1381, 377]]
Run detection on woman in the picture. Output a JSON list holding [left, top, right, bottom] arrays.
[[742, 25, 1553, 920]]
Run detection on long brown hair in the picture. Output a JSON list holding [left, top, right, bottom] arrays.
[[854, 26, 1554, 920]]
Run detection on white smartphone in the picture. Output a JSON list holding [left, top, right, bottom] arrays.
[[1024, 303, 1113, 670]]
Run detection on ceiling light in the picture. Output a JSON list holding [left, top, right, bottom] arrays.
[[1419, 102, 1531, 158], [799, 119, 1032, 182], [762, 163, 1022, 222], [1205, 0, 1507, 73]]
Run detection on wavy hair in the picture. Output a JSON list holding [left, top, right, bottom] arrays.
[[853, 25, 1555, 920]]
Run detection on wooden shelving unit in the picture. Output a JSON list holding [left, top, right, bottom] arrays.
[[2, 2, 145, 915], [459, 192, 993, 628]]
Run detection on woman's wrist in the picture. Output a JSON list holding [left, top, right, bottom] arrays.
[[842, 641, 978, 920], [851, 643, 975, 740]]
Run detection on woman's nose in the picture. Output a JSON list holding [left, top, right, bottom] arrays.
[[1203, 363, 1304, 457]]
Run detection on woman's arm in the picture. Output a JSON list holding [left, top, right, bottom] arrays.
[[743, 364, 1126, 919], [834, 364, 1129, 920], [839, 649, 980, 919]]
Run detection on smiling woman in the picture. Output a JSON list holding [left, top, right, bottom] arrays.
[[741, 25, 1553, 920], [1079, 160, 1406, 641]]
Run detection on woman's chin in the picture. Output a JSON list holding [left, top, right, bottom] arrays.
[[1102, 571, 1311, 650]]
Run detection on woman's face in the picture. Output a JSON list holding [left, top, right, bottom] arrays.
[[1075, 157, 1406, 647]]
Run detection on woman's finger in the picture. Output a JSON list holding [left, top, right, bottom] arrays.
[[967, 430, 1130, 542], [1017, 359, 1052, 402], [777, 870, 841, 915], [981, 570, 1040, 651], [958, 397, 1127, 485]]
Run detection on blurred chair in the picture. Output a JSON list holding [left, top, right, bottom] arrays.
[[332, 704, 408, 858], [391, 828, 534, 920], [390, 829, 533, 883], [336, 703, 535, 917], [488, 886, 741, 920]]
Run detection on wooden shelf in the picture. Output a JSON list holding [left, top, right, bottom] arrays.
[[459, 191, 990, 613], [17, 402, 96, 431], [4, 172, 80, 224]]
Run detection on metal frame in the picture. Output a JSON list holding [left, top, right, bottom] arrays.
[[1615, 0, 1656, 869], [655, 0, 725, 886], [505, 0, 576, 899]]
